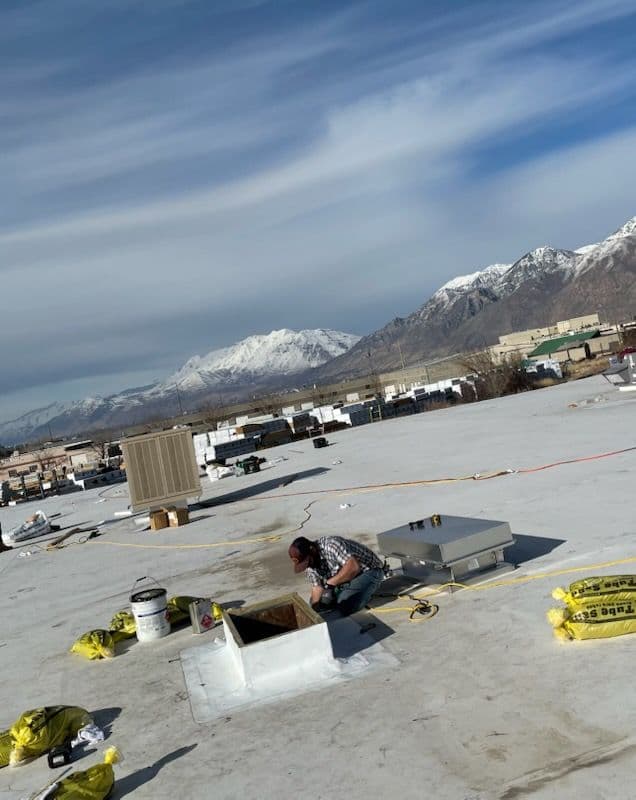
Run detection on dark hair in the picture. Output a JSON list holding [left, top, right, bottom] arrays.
[[290, 536, 313, 558]]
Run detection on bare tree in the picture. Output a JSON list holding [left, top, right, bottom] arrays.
[[621, 328, 636, 350], [30, 446, 61, 472], [84, 430, 122, 464], [87, 434, 110, 462], [460, 350, 532, 400], [198, 398, 226, 430]]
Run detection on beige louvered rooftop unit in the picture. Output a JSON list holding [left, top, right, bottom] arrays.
[[122, 428, 201, 512]]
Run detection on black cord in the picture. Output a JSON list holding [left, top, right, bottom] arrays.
[[409, 601, 439, 620], [78, 531, 101, 543]]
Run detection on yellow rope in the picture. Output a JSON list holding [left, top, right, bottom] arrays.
[[90, 533, 283, 550], [89, 499, 319, 551], [371, 555, 636, 619], [372, 602, 440, 623], [83, 446, 636, 623], [412, 554, 636, 597]]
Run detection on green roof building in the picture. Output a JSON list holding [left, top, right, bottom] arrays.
[[527, 329, 599, 358]]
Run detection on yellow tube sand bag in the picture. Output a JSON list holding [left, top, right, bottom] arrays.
[[54, 746, 120, 800], [547, 598, 636, 641], [552, 575, 636, 607], [9, 706, 92, 766], [70, 630, 115, 660], [167, 596, 222, 624], [166, 595, 202, 624], [0, 729, 11, 768], [108, 610, 136, 643]]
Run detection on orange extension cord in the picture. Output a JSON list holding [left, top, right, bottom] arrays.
[[246, 443, 636, 501]]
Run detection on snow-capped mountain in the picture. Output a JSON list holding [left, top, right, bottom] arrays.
[[606, 216, 636, 241], [310, 215, 636, 382], [0, 401, 71, 448], [0, 329, 359, 444], [574, 217, 636, 256], [437, 263, 512, 294], [3, 215, 635, 445], [0, 391, 165, 447], [403, 247, 577, 339], [574, 216, 636, 279], [430, 248, 578, 312], [166, 329, 359, 390], [495, 247, 578, 295], [573, 216, 636, 257]]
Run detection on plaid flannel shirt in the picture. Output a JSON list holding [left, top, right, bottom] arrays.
[[305, 536, 383, 587]]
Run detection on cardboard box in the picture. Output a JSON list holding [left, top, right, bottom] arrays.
[[150, 510, 169, 531], [167, 506, 189, 527]]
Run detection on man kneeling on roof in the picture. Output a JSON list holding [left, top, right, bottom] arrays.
[[288, 535, 385, 615]]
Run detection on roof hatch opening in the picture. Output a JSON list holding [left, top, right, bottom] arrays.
[[225, 595, 321, 646]]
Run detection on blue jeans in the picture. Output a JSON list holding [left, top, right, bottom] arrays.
[[335, 568, 384, 615]]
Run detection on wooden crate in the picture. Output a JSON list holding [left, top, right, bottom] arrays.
[[167, 506, 190, 527], [150, 510, 169, 531]]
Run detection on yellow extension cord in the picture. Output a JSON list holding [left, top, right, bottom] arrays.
[[86, 443, 635, 553], [371, 554, 636, 621], [88, 534, 636, 622], [80, 444, 636, 620], [88, 499, 319, 551], [90, 532, 283, 550]]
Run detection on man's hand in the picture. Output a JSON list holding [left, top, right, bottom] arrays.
[[325, 556, 361, 587], [310, 585, 324, 610], [320, 586, 336, 606], [310, 584, 336, 610]]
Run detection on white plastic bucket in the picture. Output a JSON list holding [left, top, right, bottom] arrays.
[[130, 577, 170, 642]]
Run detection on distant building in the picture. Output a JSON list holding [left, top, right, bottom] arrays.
[[527, 329, 620, 362], [489, 313, 602, 361]]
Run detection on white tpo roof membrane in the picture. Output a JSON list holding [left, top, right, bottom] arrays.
[[0, 373, 635, 799]]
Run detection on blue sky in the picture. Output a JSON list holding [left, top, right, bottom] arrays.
[[2, 0, 636, 420]]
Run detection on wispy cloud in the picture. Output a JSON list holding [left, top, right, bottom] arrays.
[[1, 0, 636, 417]]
